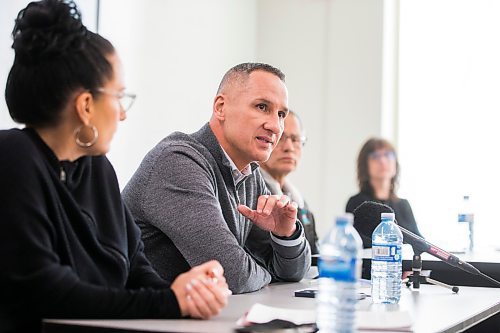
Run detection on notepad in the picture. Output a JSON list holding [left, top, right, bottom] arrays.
[[238, 303, 413, 331]]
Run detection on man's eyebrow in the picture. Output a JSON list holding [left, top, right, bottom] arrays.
[[253, 98, 289, 113], [253, 98, 272, 105]]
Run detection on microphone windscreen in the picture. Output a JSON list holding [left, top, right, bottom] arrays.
[[352, 201, 394, 248]]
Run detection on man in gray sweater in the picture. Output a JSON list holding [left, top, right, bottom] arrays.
[[123, 63, 311, 294]]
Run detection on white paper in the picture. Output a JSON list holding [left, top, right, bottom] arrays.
[[357, 311, 413, 331], [244, 303, 315, 325], [239, 303, 413, 331]]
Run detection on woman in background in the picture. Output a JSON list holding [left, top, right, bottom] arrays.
[[346, 138, 423, 247], [0, 1, 229, 332]]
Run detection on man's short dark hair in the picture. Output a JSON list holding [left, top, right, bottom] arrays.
[[217, 62, 285, 94]]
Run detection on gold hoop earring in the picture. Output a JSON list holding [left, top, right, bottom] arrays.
[[74, 124, 98, 148]]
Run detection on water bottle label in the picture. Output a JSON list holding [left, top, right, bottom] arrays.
[[318, 257, 358, 282], [372, 244, 401, 262], [458, 213, 474, 223]]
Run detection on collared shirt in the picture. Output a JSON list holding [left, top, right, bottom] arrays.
[[259, 169, 305, 208], [220, 146, 254, 184], [219, 145, 305, 247]]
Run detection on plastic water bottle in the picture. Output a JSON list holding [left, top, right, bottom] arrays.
[[457, 195, 474, 252], [316, 214, 363, 333], [371, 212, 403, 304]]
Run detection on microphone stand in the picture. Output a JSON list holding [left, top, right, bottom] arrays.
[[403, 250, 459, 293]]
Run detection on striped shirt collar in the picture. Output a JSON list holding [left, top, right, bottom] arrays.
[[220, 146, 253, 184]]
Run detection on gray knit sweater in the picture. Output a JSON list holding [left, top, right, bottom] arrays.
[[122, 123, 311, 294]]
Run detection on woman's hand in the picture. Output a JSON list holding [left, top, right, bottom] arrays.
[[171, 260, 231, 319]]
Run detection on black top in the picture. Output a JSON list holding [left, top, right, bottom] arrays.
[[0, 129, 180, 333], [346, 192, 423, 248]]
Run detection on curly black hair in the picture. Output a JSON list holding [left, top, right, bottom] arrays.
[[5, 0, 115, 127]]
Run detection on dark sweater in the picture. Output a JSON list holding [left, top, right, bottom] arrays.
[[0, 128, 180, 333], [122, 123, 311, 294], [346, 192, 423, 248]]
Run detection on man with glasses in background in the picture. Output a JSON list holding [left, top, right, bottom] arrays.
[[260, 111, 319, 254]]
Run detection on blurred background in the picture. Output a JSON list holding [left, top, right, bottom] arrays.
[[1, 0, 499, 251]]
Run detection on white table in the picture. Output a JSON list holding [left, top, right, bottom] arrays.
[[44, 269, 500, 333]]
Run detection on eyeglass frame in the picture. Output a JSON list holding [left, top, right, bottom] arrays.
[[368, 150, 396, 161], [93, 88, 137, 112], [278, 132, 307, 147]]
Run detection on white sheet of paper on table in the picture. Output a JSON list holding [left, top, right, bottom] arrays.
[[240, 303, 413, 331]]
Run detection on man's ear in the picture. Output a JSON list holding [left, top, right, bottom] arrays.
[[212, 94, 226, 121], [74, 91, 94, 125]]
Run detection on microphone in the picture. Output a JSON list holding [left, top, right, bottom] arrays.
[[353, 201, 481, 276]]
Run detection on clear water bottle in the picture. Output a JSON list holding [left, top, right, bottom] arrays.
[[371, 212, 403, 304], [457, 195, 474, 252], [316, 214, 363, 333]]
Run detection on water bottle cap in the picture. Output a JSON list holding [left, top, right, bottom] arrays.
[[335, 213, 354, 225], [381, 212, 395, 221]]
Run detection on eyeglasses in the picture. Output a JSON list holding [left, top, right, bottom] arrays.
[[368, 150, 396, 161], [96, 88, 137, 112], [278, 133, 307, 147]]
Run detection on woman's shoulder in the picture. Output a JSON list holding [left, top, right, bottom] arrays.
[[88, 154, 119, 186], [0, 128, 41, 163], [346, 192, 373, 212], [348, 192, 373, 204], [0, 128, 33, 148], [391, 196, 410, 206], [0, 129, 51, 191], [393, 197, 413, 210]]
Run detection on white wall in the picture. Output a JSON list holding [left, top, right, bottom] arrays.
[[323, 0, 386, 236], [255, 0, 387, 236], [0, 2, 22, 130], [98, 0, 258, 190], [398, 0, 500, 250], [255, 0, 329, 236]]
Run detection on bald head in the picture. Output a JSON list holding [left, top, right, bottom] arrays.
[[217, 62, 285, 95]]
